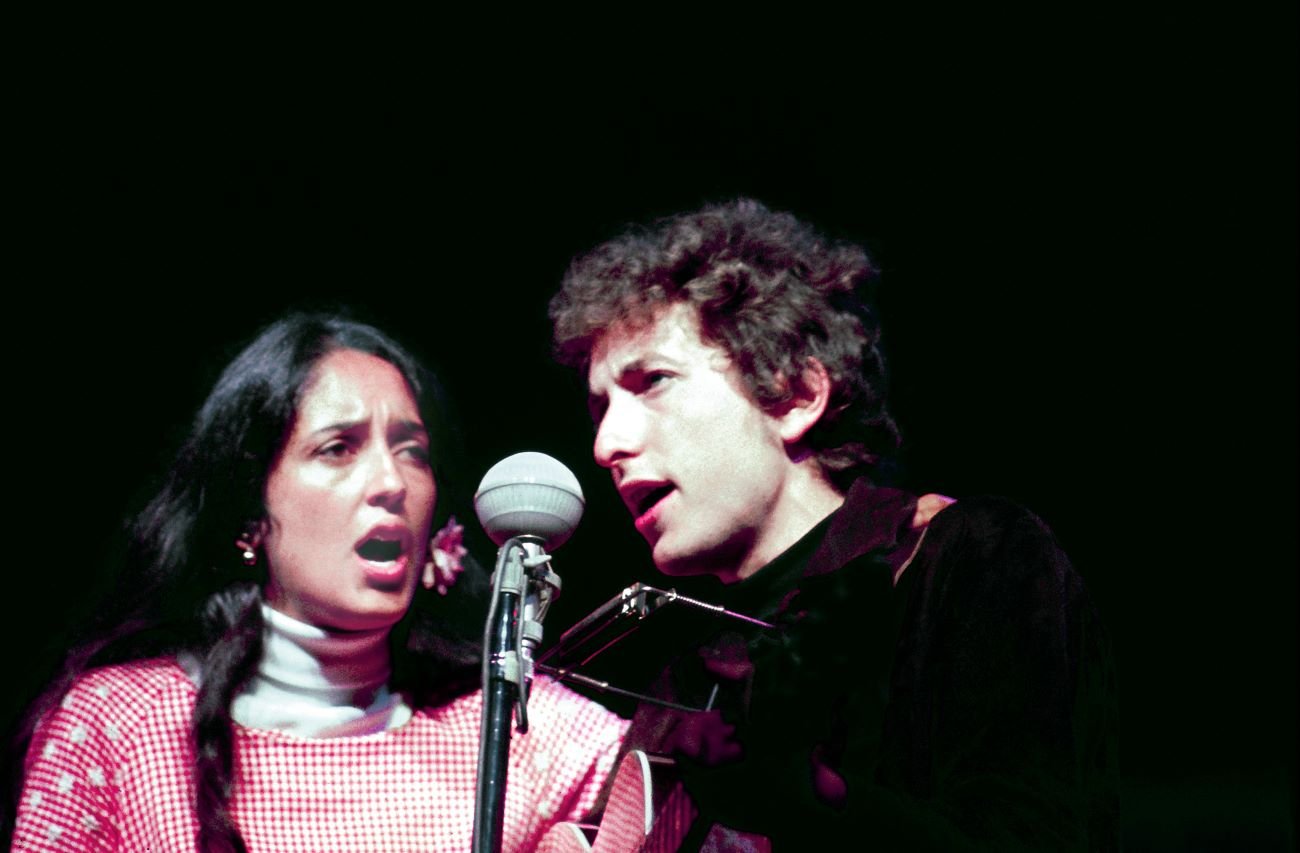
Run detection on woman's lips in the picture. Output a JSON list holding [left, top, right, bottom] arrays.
[[354, 528, 413, 584], [357, 552, 409, 584]]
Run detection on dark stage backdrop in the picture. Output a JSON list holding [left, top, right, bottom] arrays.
[[5, 16, 1295, 850]]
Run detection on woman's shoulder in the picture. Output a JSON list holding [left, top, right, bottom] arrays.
[[526, 677, 631, 742], [16, 659, 198, 849], [19, 658, 194, 840], [62, 657, 195, 708], [506, 680, 629, 801], [33, 658, 195, 753]]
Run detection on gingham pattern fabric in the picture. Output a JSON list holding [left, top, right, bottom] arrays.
[[14, 659, 629, 852]]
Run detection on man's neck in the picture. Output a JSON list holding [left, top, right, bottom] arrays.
[[725, 470, 845, 584]]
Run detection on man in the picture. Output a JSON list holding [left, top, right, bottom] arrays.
[[550, 199, 1118, 850]]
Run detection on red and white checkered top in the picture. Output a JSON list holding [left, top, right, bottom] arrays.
[[14, 658, 629, 852]]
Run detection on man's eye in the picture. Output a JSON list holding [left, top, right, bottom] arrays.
[[643, 371, 671, 389]]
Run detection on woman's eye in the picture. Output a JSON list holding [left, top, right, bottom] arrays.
[[401, 444, 431, 464], [317, 441, 354, 459]]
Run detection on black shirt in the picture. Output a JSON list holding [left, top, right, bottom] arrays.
[[615, 482, 1119, 851]]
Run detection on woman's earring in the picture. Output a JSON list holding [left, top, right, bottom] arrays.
[[235, 530, 261, 566]]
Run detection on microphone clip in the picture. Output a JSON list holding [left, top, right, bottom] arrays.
[[484, 536, 563, 734]]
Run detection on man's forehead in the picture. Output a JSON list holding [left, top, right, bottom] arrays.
[[587, 303, 704, 385]]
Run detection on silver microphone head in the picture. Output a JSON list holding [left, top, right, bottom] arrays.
[[473, 452, 585, 549]]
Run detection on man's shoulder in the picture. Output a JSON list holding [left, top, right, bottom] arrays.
[[921, 494, 1066, 561], [906, 494, 1095, 622]]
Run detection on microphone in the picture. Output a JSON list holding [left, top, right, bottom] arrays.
[[470, 452, 584, 853], [473, 451, 585, 549], [474, 451, 585, 677]]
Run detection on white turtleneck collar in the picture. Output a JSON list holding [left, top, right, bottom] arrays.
[[227, 604, 412, 738]]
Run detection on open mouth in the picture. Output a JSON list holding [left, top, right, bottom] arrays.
[[636, 485, 674, 517], [357, 537, 404, 562]]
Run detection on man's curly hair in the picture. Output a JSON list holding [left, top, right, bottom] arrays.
[[550, 198, 900, 491]]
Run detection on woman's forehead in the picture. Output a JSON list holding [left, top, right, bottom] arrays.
[[293, 349, 423, 431]]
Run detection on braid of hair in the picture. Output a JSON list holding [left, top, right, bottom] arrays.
[[191, 583, 264, 853]]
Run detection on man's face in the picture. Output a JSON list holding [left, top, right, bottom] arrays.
[[587, 303, 798, 583]]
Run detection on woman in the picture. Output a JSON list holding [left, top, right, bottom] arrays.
[[6, 314, 628, 852]]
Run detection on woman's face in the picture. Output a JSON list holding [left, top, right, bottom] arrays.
[[261, 348, 436, 632]]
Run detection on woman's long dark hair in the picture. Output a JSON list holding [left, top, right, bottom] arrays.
[[3, 314, 487, 852]]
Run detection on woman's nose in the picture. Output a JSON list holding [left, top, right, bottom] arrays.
[[366, 447, 408, 509]]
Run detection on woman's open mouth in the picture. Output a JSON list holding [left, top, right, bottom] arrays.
[[354, 528, 413, 583]]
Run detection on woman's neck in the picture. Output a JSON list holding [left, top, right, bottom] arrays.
[[228, 603, 411, 737]]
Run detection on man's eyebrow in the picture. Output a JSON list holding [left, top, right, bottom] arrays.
[[587, 356, 649, 412], [611, 357, 649, 383]]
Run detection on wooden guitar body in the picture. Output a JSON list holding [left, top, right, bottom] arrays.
[[536, 749, 698, 852]]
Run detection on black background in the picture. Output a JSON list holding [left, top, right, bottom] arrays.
[[4, 13, 1295, 849]]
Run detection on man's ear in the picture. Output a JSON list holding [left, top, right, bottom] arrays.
[[777, 357, 831, 445]]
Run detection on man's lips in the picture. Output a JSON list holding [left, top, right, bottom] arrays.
[[619, 481, 675, 533]]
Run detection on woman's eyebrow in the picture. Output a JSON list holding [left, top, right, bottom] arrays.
[[389, 419, 429, 440], [307, 419, 367, 438]]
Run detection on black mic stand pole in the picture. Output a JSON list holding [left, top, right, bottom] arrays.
[[471, 536, 561, 853]]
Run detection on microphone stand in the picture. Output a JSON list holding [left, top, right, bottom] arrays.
[[471, 536, 561, 853]]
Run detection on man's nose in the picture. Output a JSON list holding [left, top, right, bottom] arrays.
[[593, 397, 643, 469]]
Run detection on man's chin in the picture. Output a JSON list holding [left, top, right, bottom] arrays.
[[650, 543, 706, 578], [652, 540, 742, 584]]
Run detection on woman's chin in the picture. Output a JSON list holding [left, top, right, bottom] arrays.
[[268, 590, 412, 634]]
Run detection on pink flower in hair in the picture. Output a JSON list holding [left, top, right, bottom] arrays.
[[429, 516, 468, 595]]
